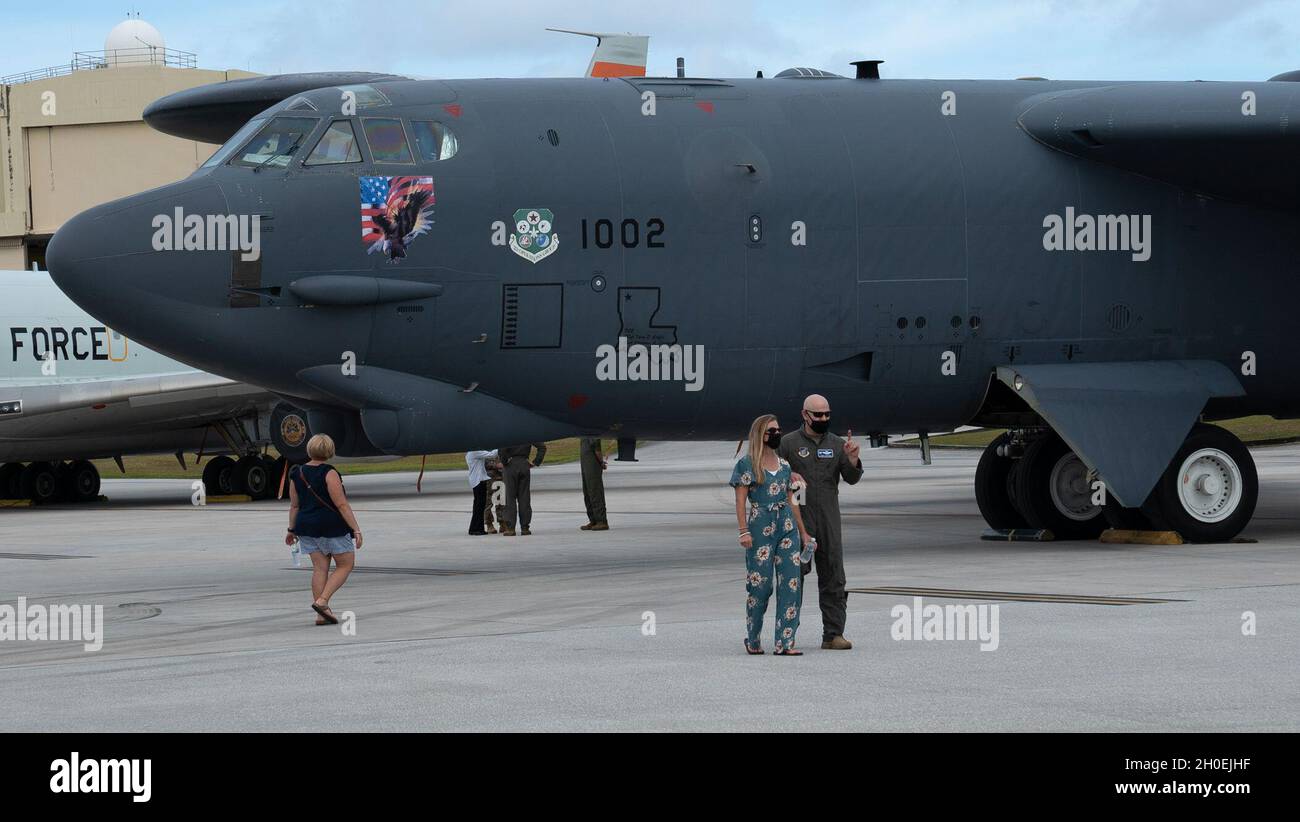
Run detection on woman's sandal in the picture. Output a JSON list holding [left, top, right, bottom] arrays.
[[311, 602, 339, 625], [775, 647, 803, 656], [743, 639, 764, 655]]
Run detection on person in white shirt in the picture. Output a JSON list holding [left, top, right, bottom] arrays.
[[465, 449, 498, 536]]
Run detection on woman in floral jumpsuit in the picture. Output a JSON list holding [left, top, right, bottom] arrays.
[[730, 414, 814, 655]]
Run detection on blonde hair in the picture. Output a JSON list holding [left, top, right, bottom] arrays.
[[736, 413, 778, 476], [306, 433, 336, 461]]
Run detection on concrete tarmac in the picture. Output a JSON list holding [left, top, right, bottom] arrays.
[[0, 441, 1297, 731]]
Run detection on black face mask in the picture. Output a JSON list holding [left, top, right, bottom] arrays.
[[807, 417, 830, 435], [764, 430, 782, 448]]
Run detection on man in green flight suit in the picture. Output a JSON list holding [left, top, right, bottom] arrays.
[[778, 393, 863, 650], [578, 437, 610, 531]]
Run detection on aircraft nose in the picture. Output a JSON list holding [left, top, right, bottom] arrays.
[[47, 182, 233, 338], [46, 207, 102, 310]]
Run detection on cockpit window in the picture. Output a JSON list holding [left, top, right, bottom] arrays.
[[304, 120, 362, 165], [230, 116, 319, 168], [336, 84, 390, 110], [411, 121, 459, 162], [286, 96, 318, 111], [361, 118, 413, 164], [201, 117, 267, 169]]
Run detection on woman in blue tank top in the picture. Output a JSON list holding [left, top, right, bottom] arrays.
[[286, 434, 363, 625]]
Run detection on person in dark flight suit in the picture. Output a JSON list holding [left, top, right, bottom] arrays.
[[497, 442, 547, 536], [777, 393, 862, 649], [578, 437, 609, 531]]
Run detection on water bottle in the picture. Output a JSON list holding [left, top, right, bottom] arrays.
[[799, 536, 817, 564], [290, 543, 302, 567]]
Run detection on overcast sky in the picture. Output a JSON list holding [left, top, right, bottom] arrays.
[[4, 0, 1300, 82]]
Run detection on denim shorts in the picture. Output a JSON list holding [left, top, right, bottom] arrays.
[[297, 534, 355, 555]]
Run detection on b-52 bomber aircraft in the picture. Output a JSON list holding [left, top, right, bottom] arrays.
[[46, 59, 1300, 542]]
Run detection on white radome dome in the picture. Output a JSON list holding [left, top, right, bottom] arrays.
[[104, 19, 166, 66]]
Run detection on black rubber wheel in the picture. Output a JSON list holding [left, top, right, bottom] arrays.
[[1012, 435, 1107, 540], [53, 462, 77, 503], [235, 455, 270, 499], [201, 456, 237, 497], [974, 433, 1028, 529], [1141, 423, 1257, 543], [65, 460, 101, 503], [20, 461, 60, 504], [0, 463, 25, 499]]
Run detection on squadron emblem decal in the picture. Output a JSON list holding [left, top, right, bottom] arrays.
[[279, 413, 307, 449], [361, 176, 435, 262], [509, 208, 559, 263], [797, 447, 810, 458]]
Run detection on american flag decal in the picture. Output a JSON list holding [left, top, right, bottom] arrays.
[[360, 175, 435, 262]]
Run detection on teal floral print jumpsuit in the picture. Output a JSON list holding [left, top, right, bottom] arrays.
[[730, 454, 803, 652]]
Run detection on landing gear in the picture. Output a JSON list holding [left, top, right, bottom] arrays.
[[1140, 423, 1257, 543], [63, 460, 101, 503], [199, 454, 279, 500], [0, 460, 100, 504], [974, 433, 1028, 529], [1013, 435, 1107, 540], [974, 423, 1258, 543], [19, 461, 59, 505], [0, 463, 23, 498], [234, 455, 273, 500], [201, 456, 238, 497], [974, 431, 1105, 540]]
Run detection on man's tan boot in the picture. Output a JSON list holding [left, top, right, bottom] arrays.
[[821, 636, 853, 650], [579, 522, 595, 531], [500, 527, 516, 536], [520, 527, 532, 536], [589, 522, 609, 531]]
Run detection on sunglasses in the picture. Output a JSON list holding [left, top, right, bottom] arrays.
[[805, 410, 831, 419]]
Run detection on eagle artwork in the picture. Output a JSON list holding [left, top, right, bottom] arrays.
[[360, 176, 435, 262]]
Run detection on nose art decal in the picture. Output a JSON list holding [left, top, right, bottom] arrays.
[[361, 176, 436, 262]]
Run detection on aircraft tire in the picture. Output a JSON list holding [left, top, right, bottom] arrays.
[[53, 462, 77, 503], [0, 463, 24, 498], [974, 433, 1028, 529], [201, 456, 237, 497], [65, 460, 101, 503], [1141, 423, 1257, 543], [20, 461, 60, 505], [1012, 435, 1107, 540], [235, 455, 271, 499]]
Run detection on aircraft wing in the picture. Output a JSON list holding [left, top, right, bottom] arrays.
[[3, 371, 262, 419], [1018, 82, 1300, 209]]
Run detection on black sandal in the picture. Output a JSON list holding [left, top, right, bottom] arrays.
[[311, 602, 339, 625], [744, 639, 764, 655]]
